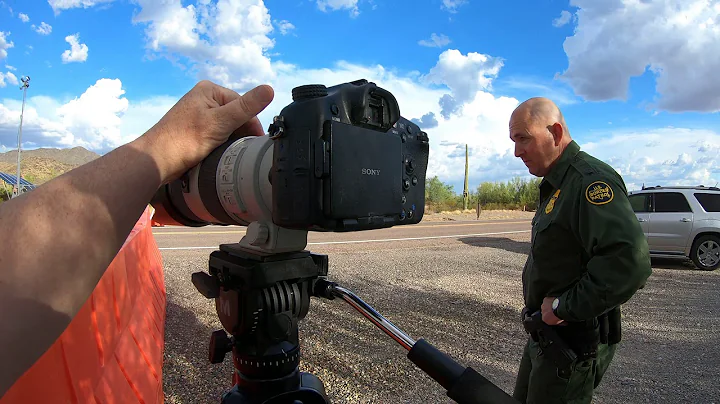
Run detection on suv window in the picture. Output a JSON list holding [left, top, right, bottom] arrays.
[[653, 192, 692, 213], [694, 193, 720, 212], [629, 194, 650, 213]]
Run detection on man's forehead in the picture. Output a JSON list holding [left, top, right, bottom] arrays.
[[509, 111, 530, 130]]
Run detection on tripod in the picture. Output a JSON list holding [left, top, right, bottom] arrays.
[[191, 222, 519, 404]]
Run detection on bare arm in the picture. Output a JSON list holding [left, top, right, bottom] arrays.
[[0, 80, 274, 396]]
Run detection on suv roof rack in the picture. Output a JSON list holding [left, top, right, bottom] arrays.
[[639, 185, 720, 191]]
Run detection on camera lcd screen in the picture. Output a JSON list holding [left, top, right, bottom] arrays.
[[327, 120, 403, 219]]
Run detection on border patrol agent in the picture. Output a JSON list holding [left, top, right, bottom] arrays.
[[508, 97, 652, 404]]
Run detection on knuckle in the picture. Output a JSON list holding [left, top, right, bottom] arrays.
[[197, 80, 214, 89]]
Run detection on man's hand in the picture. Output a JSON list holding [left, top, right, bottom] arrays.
[[141, 80, 274, 184], [541, 297, 564, 325]]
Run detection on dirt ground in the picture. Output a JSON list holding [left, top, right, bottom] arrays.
[[422, 208, 536, 222]]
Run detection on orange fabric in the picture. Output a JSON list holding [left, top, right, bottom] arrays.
[[1, 207, 166, 404]]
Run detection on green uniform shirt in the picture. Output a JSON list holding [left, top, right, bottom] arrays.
[[523, 140, 652, 322]]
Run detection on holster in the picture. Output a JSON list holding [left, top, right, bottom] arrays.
[[522, 307, 600, 363], [599, 306, 622, 345], [522, 309, 577, 370], [520, 307, 539, 342], [556, 322, 597, 362]]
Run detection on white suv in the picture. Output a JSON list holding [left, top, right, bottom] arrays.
[[628, 186, 720, 271]]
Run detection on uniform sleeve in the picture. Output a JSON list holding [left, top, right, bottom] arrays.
[[554, 174, 652, 322]]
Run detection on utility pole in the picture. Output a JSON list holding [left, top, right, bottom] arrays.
[[14, 76, 30, 198], [463, 144, 469, 210]]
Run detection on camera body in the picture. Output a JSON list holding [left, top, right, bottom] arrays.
[[269, 79, 429, 231], [150, 79, 429, 235]]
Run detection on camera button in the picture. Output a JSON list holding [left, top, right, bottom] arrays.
[[412, 176, 418, 186]]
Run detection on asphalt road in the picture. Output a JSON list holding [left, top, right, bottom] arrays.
[[154, 218, 720, 404], [152, 219, 531, 250]]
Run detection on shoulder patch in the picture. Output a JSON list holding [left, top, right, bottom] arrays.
[[585, 181, 614, 205]]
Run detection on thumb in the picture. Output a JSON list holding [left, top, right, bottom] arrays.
[[214, 84, 275, 133]]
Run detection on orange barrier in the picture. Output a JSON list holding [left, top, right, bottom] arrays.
[[1, 207, 166, 404]]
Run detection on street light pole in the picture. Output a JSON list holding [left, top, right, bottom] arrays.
[[14, 75, 30, 198]]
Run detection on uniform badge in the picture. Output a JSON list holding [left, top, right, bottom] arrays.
[[585, 181, 614, 205], [545, 189, 561, 214]]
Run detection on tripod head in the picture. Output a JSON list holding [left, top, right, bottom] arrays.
[[191, 222, 519, 404], [192, 222, 329, 403]]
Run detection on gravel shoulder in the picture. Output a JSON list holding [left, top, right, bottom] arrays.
[[422, 209, 536, 222], [160, 229, 720, 404]]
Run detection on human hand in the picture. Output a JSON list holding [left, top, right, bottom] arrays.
[[541, 296, 564, 325], [140, 80, 274, 184]]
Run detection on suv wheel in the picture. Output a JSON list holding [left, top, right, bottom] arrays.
[[690, 234, 720, 271]]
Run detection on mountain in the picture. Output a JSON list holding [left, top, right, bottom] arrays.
[[0, 146, 100, 186], [0, 146, 100, 166]]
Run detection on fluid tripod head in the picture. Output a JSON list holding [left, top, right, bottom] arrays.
[[192, 225, 330, 404]]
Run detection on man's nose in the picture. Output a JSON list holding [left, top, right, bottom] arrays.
[[514, 144, 523, 158]]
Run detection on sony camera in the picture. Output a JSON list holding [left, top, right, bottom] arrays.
[[151, 79, 430, 233]]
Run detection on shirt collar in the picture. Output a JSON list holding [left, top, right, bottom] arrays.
[[543, 140, 581, 189]]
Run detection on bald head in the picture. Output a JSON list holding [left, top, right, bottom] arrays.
[[508, 97, 572, 177], [511, 97, 570, 138]]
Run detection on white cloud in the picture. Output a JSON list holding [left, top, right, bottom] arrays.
[[442, 0, 467, 13], [5, 64, 15, 71], [117, 95, 178, 143], [553, 10, 572, 27], [559, 0, 720, 113], [18, 13, 29, 22], [0, 71, 18, 87], [274, 19, 295, 35], [580, 128, 720, 191], [61, 33, 89, 63], [132, 0, 276, 92], [0, 79, 130, 152], [316, 0, 359, 17], [421, 49, 504, 119], [0, 32, 14, 60], [418, 33, 451, 48], [48, 0, 116, 12], [32, 22, 52, 35]]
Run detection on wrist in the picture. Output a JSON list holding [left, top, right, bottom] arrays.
[[552, 297, 563, 320], [133, 129, 176, 185]]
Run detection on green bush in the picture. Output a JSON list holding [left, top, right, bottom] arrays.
[[425, 175, 541, 213]]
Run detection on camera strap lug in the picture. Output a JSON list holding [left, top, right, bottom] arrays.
[[268, 115, 286, 139]]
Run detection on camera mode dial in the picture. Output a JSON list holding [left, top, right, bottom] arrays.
[[292, 85, 328, 101]]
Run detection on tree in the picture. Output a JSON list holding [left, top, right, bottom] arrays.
[[425, 176, 455, 204]]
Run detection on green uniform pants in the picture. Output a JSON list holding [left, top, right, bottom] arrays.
[[512, 337, 617, 404]]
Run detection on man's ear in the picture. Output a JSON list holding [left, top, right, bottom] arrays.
[[550, 122, 564, 146]]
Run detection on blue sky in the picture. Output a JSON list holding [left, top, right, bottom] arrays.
[[1, 0, 719, 193]]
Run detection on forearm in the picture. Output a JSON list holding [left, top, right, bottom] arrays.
[[0, 133, 164, 395], [555, 245, 652, 321]]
